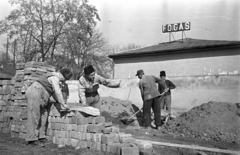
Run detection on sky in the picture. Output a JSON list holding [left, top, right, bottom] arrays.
[[0, 0, 239, 51]]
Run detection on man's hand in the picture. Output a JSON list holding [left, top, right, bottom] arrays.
[[164, 88, 169, 92], [60, 104, 69, 111]]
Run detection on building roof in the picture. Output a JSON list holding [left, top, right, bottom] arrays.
[[109, 38, 240, 58]]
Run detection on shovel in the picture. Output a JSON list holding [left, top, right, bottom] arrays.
[[121, 92, 166, 125], [120, 107, 143, 125]]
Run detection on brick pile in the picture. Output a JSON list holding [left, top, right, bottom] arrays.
[[46, 103, 149, 155], [0, 79, 15, 134]]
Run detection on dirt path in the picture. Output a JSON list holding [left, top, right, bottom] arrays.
[[0, 133, 114, 155], [121, 128, 240, 155]]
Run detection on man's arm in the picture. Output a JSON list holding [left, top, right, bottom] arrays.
[[153, 76, 167, 89], [78, 78, 87, 105], [168, 80, 176, 89], [139, 82, 144, 101], [48, 76, 68, 108], [96, 74, 121, 88]]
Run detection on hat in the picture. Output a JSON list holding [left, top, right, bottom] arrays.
[[160, 71, 166, 77], [84, 65, 95, 75], [60, 68, 73, 80], [135, 69, 144, 76]]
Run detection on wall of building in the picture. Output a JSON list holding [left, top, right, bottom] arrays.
[[106, 47, 240, 115]]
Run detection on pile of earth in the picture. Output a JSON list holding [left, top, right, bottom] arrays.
[[162, 101, 240, 143], [99, 97, 141, 127]]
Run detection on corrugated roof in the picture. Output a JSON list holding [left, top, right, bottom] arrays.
[[109, 38, 240, 58]]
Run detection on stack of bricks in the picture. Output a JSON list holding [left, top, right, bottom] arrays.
[[9, 62, 55, 139], [47, 102, 144, 155], [0, 79, 15, 134]]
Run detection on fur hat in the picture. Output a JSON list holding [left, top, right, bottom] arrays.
[[60, 68, 73, 80], [84, 65, 95, 75], [160, 71, 166, 77]]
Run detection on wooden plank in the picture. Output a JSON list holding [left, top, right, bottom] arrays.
[[136, 139, 240, 155]]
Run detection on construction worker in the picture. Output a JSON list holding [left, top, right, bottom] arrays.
[[25, 68, 72, 146], [136, 69, 167, 130], [78, 65, 121, 109], [158, 71, 176, 116]]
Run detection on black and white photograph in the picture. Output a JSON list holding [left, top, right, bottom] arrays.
[[0, 0, 239, 154]]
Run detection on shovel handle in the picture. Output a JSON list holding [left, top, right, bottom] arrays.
[[129, 108, 142, 120]]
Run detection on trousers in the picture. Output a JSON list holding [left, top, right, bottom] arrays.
[[160, 94, 172, 114], [85, 92, 100, 109], [25, 82, 50, 142], [143, 97, 161, 127]]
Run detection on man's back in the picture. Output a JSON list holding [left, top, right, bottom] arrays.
[[139, 75, 160, 101]]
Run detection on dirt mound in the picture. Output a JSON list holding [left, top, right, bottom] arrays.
[[99, 97, 136, 126], [162, 101, 240, 143]]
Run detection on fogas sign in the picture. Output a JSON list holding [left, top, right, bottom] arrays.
[[162, 22, 190, 33]]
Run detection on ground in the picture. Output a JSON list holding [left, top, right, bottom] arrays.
[[0, 129, 239, 155], [0, 133, 114, 155]]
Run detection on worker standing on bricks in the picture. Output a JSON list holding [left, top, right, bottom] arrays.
[[78, 65, 121, 109], [25, 68, 72, 147]]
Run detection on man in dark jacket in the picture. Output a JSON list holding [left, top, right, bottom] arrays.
[[158, 71, 176, 116], [136, 69, 167, 130]]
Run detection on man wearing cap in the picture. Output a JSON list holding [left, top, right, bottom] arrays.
[[136, 69, 167, 130], [158, 71, 176, 116], [25, 68, 73, 146], [78, 65, 121, 109]]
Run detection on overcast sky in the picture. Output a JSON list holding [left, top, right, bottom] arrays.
[[0, 0, 239, 50]]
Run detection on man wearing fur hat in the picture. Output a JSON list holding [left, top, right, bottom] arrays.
[[25, 68, 72, 146], [78, 65, 121, 109], [158, 71, 176, 116]]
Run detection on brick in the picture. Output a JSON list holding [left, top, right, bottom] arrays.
[[77, 118, 88, 125], [87, 141, 92, 148], [59, 131, 65, 138], [78, 140, 87, 148], [66, 124, 72, 131], [67, 138, 72, 146], [71, 139, 79, 147], [101, 144, 107, 152], [111, 126, 120, 133], [72, 124, 77, 131], [55, 123, 61, 130], [70, 117, 77, 124], [82, 133, 86, 140], [92, 125, 104, 133], [135, 141, 153, 150], [121, 146, 139, 155], [104, 122, 113, 127], [139, 149, 156, 155], [101, 134, 119, 144], [102, 127, 112, 134], [120, 137, 136, 143], [95, 116, 105, 124], [65, 131, 70, 138]]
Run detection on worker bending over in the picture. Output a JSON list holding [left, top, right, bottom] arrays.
[[25, 68, 72, 146], [136, 69, 167, 130]]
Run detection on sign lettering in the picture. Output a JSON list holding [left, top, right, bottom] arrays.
[[162, 22, 191, 33]]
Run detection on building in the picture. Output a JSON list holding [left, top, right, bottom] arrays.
[[109, 38, 240, 113]]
